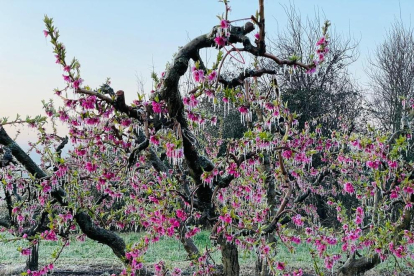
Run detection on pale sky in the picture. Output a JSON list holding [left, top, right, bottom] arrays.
[[1, 0, 413, 146]]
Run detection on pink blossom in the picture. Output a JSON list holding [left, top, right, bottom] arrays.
[[316, 36, 326, 46], [152, 101, 162, 113], [254, 33, 260, 40], [219, 213, 232, 224], [73, 78, 83, 89], [150, 135, 160, 146], [356, 206, 364, 216], [121, 119, 131, 127], [21, 247, 32, 256], [282, 150, 292, 159], [238, 106, 248, 114], [276, 262, 285, 270], [292, 214, 304, 227], [220, 20, 229, 29], [171, 268, 182, 276], [262, 245, 270, 254], [366, 160, 380, 170], [193, 69, 205, 82], [43, 30, 49, 37], [63, 65, 71, 72], [214, 36, 227, 47], [85, 162, 97, 172], [306, 66, 317, 74], [208, 70, 217, 82], [62, 74, 71, 82], [176, 209, 187, 220], [404, 186, 414, 194], [75, 148, 86, 156], [344, 182, 355, 194], [293, 269, 303, 276]]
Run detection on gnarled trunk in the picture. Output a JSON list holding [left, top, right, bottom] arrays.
[[255, 256, 271, 276], [220, 240, 240, 276], [338, 254, 380, 276], [26, 243, 39, 271]]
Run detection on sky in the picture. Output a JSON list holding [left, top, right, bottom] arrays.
[[0, 0, 413, 146]]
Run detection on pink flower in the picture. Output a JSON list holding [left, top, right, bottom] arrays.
[[73, 78, 83, 89], [220, 20, 229, 29], [189, 94, 198, 107], [282, 150, 292, 159], [208, 70, 217, 82], [293, 269, 303, 276], [238, 106, 248, 114], [21, 248, 32, 256], [152, 101, 162, 113], [306, 66, 317, 74], [356, 206, 364, 216], [75, 148, 86, 156], [366, 160, 380, 170], [404, 186, 414, 194], [254, 33, 260, 40], [292, 214, 304, 227], [121, 119, 131, 127], [193, 69, 205, 82], [150, 135, 160, 146], [214, 36, 227, 47], [81, 96, 96, 109], [344, 182, 355, 194], [219, 214, 232, 224], [85, 162, 97, 172], [176, 209, 187, 220], [262, 245, 270, 254], [316, 36, 326, 46], [43, 30, 49, 37], [171, 268, 182, 276], [63, 65, 71, 72], [276, 262, 285, 270]]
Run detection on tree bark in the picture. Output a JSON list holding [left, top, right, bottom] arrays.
[[220, 240, 240, 276], [255, 256, 270, 276], [26, 243, 39, 271], [337, 254, 380, 276]]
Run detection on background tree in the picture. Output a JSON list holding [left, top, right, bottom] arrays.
[[367, 20, 414, 132], [268, 6, 361, 133]]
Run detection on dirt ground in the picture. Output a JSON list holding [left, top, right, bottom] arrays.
[[1, 263, 411, 276]]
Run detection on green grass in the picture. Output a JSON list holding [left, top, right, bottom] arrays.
[[0, 231, 219, 268], [1, 231, 414, 275]]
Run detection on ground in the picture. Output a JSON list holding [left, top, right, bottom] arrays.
[[0, 231, 413, 275]]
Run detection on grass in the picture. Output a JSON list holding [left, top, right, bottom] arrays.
[[1, 231, 414, 275], [0, 231, 219, 268], [0, 231, 313, 271]]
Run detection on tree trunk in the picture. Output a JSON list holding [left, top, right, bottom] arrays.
[[220, 240, 240, 276], [255, 256, 271, 276], [26, 243, 39, 271], [337, 254, 380, 276]]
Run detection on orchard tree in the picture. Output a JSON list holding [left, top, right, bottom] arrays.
[[367, 20, 414, 132], [1, 2, 414, 276], [268, 5, 361, 133]]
